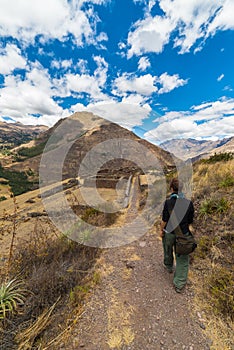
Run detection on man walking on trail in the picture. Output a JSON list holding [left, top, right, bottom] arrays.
[[160, 178, 194, 293]]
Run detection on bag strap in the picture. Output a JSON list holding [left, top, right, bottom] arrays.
[[168, 199, 184, 238]]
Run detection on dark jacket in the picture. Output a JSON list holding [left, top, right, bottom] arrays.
[[162, 193, 194, 234]]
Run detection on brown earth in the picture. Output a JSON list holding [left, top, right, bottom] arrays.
[[62, 229, 211, 350]]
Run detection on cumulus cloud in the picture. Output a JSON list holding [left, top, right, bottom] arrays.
[[0, 44, 27, 74], [126, 0, 234, 56], [0, 0, 107, 46], [0, 70, 62, 117], [127, 15, 174, 57], [113, 73, 158, 96], [0, 55, 111, 125], [138, 56, 151, 71], [62, 55, 109, 101], [113, 71, 187, 97], [145, 97, 234, 142], [71, 99, 151, 129], [157, 72, 188, 94]]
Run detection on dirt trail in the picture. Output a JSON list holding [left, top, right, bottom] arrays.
[[63, 178, 211, 350]]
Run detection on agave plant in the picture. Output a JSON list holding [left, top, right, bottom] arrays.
[[0, 278, 27, 319]]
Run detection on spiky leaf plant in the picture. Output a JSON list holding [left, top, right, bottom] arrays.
[[0, 278, 27, 319]]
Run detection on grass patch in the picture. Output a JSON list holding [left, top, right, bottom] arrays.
[[72, 204, 118, 227], [199, 197, 230, 216], [191, 158, 234, 349], [219, 174, 234, 188], [208, 267, 234, 319]]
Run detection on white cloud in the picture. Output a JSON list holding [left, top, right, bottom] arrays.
[[0, 54, 112, 125], [127, 15, 174, 57], [217, 73, 224, 82], [0, 0, 107, 46], [51, 59, 73, 70], [62, 56, 108, 101], [145, 97, 234, 142], [157, 72, 188, 94], [126, 0, 234, 56], [146, 116, 234, 142], [70, 100, 151, 129], [112, 71, 187, 98], [0, 44, 27, 74], [113, 73, 157, 96], [207, 0, 234, 34], [138, 56, 151, 71], [0, 63, 65, 124], [76, 59, 89, 74], [66, 73, 104, 100], [133, 0, 158, 13], [93, 55, 108, 87], [223, 85, 233, 92]]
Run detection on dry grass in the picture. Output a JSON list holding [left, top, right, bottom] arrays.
[[15, 298, 60, 350], [107, 287, 135, 349], [0, 213, 101, 350], [193, 159, 234, 199], [190, 269, 234, 350], [190, 157, 234, 349]]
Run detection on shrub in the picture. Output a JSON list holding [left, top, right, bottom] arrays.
[[202, 152, 233, 163], [199, 197, 230, 216], [0, 196, 7, 201]]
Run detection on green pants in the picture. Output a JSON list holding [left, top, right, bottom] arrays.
[[162, 232, 189, 289]]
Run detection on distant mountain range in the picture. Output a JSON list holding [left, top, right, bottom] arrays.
[[160, 137, 234, 161], [0, 121, 48, 148]]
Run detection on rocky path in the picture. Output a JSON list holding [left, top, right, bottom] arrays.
[[64, 230, 211, 350], [63, 178, 211, 350]]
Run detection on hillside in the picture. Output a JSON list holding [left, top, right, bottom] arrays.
[[0, 112, 176, 196], [0, 121, 47, 150], [160, 137, 233, 161]]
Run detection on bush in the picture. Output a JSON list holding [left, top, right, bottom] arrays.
[[202, 152, 233, 163], [199, 197, 230, 216]]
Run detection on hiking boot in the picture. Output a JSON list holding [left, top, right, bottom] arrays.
[[163, 265, 173, 273], [175, 287, 182, 293]]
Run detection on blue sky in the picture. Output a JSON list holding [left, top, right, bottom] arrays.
[[0, 0, 234, 143]]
